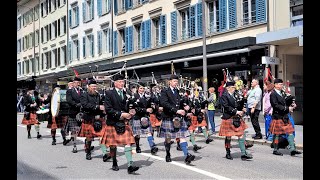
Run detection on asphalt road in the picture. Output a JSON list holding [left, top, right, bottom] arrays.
[[17, 114, 303, 180]]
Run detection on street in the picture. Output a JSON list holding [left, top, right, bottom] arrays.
[[17, 114, 303, 180]]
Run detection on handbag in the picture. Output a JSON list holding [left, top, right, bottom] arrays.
[[172, 117, 182, 132], [93, 119, 102, 132], [114, 121, 126, 134], [232, 116, 241, 128], [140, 117, 149, 129]]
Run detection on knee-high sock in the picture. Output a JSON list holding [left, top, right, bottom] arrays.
[[34, 124, 40, 133], [189, 132, 196, 146], [100, 144, 109, 155], [134, 136, 140, 148], [51, 130, 56, 140], [110, 146, 117, 165], [61, 129, 66, 140], [287, 134, 296, 152], [202, 127, 208, 139], [273, 135, 279, 151], [225, 137, 231, 153], [85, 139, 92, 153], [147, 135, 155, 148], [238, 136, 246, 155], [71, 132, 77, 145], [164, 140, 171, 156], [124, 145, 133, 167], [27, 125, 31, 136], [180, 141, 188, 157]]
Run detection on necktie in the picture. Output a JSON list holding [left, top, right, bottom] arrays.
[[118, 90, 123, 100], [77, 88, 80, 95]]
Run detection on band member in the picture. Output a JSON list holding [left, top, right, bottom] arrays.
[[149, 84, 162, 137], [100, 74, 139, 174], [219, 81, 252, 160], [21, 87, 42, 139], [159, 74, 195, 164], [131, 82, 158, 155], [269, 79, 302, 156], [65, 77, 83, 153], [78, 79, 106, 160], [68, 79, 74, 89]]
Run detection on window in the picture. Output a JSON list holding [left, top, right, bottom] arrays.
[[26, 60, 30, 74], [41, 1, 48, 17], [24, 36, 28, 50], [29, 58, 34, 73], [60, 45, 67, 66], [48, 0, 52, 13], [180, 9, 189, 40], [35, 56, 40, 73], [48, 24, 51, 41], [51, 49, 57, 68], [152, 18, 160, 47], [29, 10, 33, 24], [17, 17, 21, 31], [17, 39, 21, 53], [17, 62, 21, 76], [134, 24, 141, 51], [242, 0, 267, 25], [62, 16, 67, 34], [51, 21, 57, 40], [290, 0, 303, 27], [98, 0, 111, 16], [47, 51, 51, 69], [209, 0, 219, 33], [69, 4, 79, 28], [98, 28, 110, 54], [72, 39, 80, 60], [118, 29, 125, 55], [83, 0, 94, 22], [29, 33, 33, 48], [34, 5, 39, 20], [51, 0, 57, 12]]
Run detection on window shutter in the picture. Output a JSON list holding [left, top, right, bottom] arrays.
[[219, 0, 227, 31], [125, 27, 129, 53], [125, 0, 128, 10], [114, 0, 118, 15], [113, 31, 118, 55], [108, 29, 111, 53], [68, 41, 73, 62], [91, 34, 94, 56], [171, 11, 177, 43], [83, 2, 86, 22], [160, 15, 166, 45], [189, 5, 196, 38], [196, 3, 202, 36], [146, 19, 151, 49], [98, 0, 102, 16], [76, 6, 79, 26], [83, 36, 86, 58], [68, 9, 72, 27], [128, 26, 133, 52], [256, 0, 266, 22], [228, 0, 237, 29], [141, 21, 145, 49], [98, 31, 102, 54], [90, 0, 94, 20]]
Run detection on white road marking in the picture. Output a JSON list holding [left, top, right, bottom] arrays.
[[17, 125, 26, 128]]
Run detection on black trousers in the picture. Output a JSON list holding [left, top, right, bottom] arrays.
[[249, 108, 261, 135]]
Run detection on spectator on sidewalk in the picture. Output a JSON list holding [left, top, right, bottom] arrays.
[[263, 81, 274, 141], [207, 87, 217, 134], [247, 79, 263, 139]]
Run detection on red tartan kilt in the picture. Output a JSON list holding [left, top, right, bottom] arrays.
[[269, 119, 295, 135], [219, 119, 248, 137], [149, 114, 162, 127], [78, 118, 106, 139], [100, 123, 135, 147], [21, 112, 39, 125], [188, 115, 207, 131], [50, 116, 68, 130]]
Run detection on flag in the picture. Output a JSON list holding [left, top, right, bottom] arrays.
[[71, 67, 79, 77]]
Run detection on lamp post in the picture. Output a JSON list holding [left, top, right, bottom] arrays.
[[202, 0, 208, 98]]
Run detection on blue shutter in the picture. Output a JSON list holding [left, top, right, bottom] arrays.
[[141, 21, 145, 49], [77, 39, 80, 59], [125, 27, 129, 53], [109, 29, 111, 53], [113, 31, 118, 56], [83, 36, 86, 57], [256, 0, 266, 22], [128, 0, 132, 9], [83, 2, 86, 22], [128, 26, 133, 52], [68, 41, 73, 62], [196, 3, 202, 36], [171, 11, 177, 43], [90, 0, 94, 20], [160, 15, 166, 45], [146, 19, 151, 49], [76, 6, 79, 26], [108, 0, 111, 13], [98, 31, 102, 54], [91, 34, 94, 56], [114, 0, 118, 15], [189, 5, 196, 38], [98, 0, 102, 16], [228, 0, 237, 29], [125, 0, 128, 10], [219, 0, 227, 31], [68, 9, 72, 27]]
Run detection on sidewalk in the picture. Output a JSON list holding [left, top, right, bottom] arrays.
[[199, 113, 303, 150]]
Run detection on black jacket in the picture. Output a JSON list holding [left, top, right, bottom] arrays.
[[66, 87, 83, 117], [221, 91, 238, 119], [24, 94, 40, 112], [104, 89, 128, 125], [133, 93, 150, 119], [80, 91, 102, 120], [160, 87, 183, 118], [270, 90, 289, 119]]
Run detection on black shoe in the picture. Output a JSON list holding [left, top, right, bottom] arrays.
[[112, 163, 119, 171], [205, 138, 213, 144], [185, 153, 195, 164], [193, 145, 202, 152], [28, 135, 31, 139], [127, 166, 139, 174], [52, 140, 56, 145], [245, 143, 254, 149], [226, 154, 233, 160], [72, 147, 77, 153], [170, 140, 174, 145], [151, 146, 158, 155], [241, 154, 253, 160], [90, 146, 94, 151], [176, 145, 182, 151], [86, 153, 92, 160], [136, 147, 141, 153], [63, 139, 71, 146], [165, 155, 172, 162], [103, 154, 111, 162], [291, 150, 302, 156], [253, 134, 262, 139], [273, 150, 283, 156], [37, 134, 42, 139]]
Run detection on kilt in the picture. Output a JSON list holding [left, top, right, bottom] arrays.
[[219, 119, 248, 137], [188, 115, 208, 131], [100, 122, 135, 147], [130, 118, 153, 136], [269, 119, 295, 135], [64, 116, 81, 133], [159, 118, 190, 139], [78, 118, 106, 139], [21, 112, 39, 125], [150, 114, 162, 128], [49, 116, 68, 130]]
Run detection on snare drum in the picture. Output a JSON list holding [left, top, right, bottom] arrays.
[[51, 87, 70, 117], [36, 109, 50, 122]]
